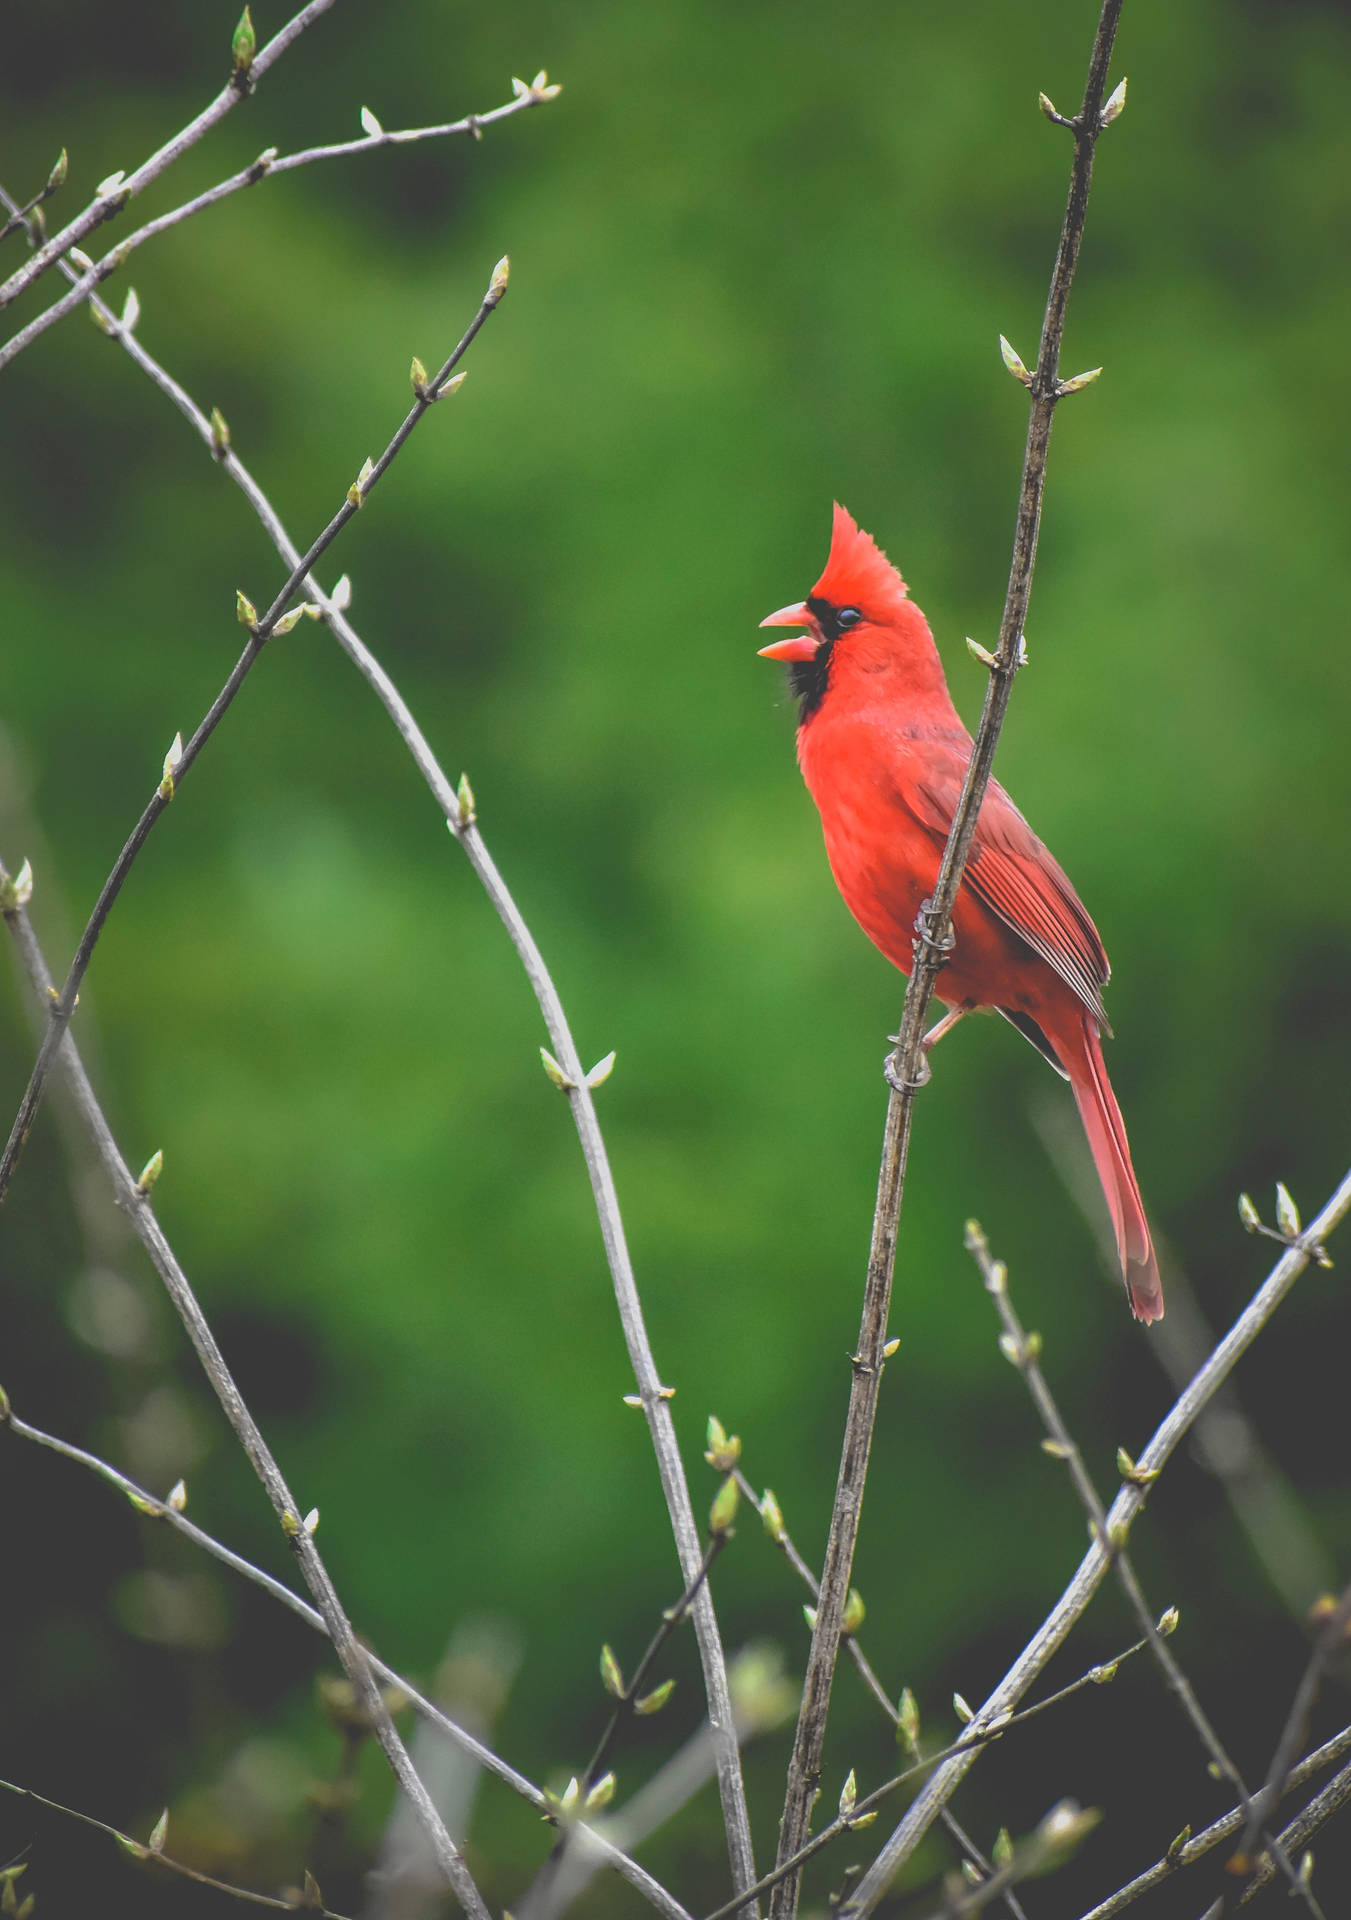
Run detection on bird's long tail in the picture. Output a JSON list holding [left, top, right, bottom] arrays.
[[1065, 1016, 1162, 1322]]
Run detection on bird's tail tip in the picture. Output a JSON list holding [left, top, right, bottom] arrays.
[[1127, 1256, 1164, 1324]]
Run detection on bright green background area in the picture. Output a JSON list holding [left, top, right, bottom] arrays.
[[3, 1, 1350, 1913]]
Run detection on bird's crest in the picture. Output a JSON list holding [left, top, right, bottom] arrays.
[[812, 503, 908, 615]]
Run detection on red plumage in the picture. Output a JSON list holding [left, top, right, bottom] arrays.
[[760, 504, 1161, 1321]]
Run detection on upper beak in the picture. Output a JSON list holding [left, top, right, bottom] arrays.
[[757, 600, 817, 662]]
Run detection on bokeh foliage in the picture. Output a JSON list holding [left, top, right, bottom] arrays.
[[2, 0, 1350, 1912]]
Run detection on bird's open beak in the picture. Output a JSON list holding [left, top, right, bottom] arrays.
[[757, 601, 817, 662]]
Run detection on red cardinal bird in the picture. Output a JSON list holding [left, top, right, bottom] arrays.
[[759, 504, 1161, 1321]]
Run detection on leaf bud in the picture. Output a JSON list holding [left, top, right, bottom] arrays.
[[897, 1687, 921, 1752], [999, 334, 1032, 387], [966, 636, 997, 670], [1058, 366, 1102, 395], [435, 370, 467, 400], [1275, 1181, 1301, 1239], [488, 255, 511, 304], [841, 1587, 866, 1636], [360, 106, 384, 138], [167, 1479, 187, 1513], [585, 1051, 616, 1089], [456, 770, 475, 826], [952, 1691, 974, 1725], [331, 574, 352, 611], [1099, 77, 1127, 126], [48, 149, 69, 191], [634, 1678, 675, 1715], [704, 1415, 740, 1471], [148, 1809, 169, 1853], [1156, 1604, 1180, 1637], [236, 589, 258, 629], [539, 1047, 575, 1092], [232, 6, 256, 73], [120, 286, 140, 332], [410, 355, 429, 397], [271, 606, 305, 637], [209, 407, 231, 456], [993, 1827, 1013, 1869], [585, 1772, 616, 1811], [760, 1486, 785, 1544], [599, 1643, 624, 1699], [136, 1149, 164, 1194], [1166, 1824, 1191, 1864], [838, 1768, 857, 1817], [708, 1474, 739, 1536]]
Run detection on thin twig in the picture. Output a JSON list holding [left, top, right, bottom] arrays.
[[0, 1401, 691, 1920], [0, 82, 557, 376], [697, 1637, 1152, 1920], [0, 0, 337, 312], [0, 268, 505, 1211], [733, 1468, 1029, 1920], [966, 1223, 1312, 1912], [768, 8, 1125, 1913], [1073, 1729, 1351, 1920], [1220, 1581, 1351, 1906], [0, 222, 760, 1906], [836, 1167, 1351, 1915], [1232, 1756, 1351, 1908], [0, 1777, 349, 1917], [0, 214, 759, 1904], [0, 907, 490, 1919]]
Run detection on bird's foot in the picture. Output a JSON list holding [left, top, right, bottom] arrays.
[[913, 896, 957, 960], [884, 1045, 930, 1094]]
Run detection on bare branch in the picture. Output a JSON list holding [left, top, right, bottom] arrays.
[[0, 0, 337, 313], [1073, 1728, 1351, 1920], [0, 1079, 692, 1920], [769, 6, 1125, 1911], [967, 1224, 1313, 1910], [838, 1166, 1351, 1914], [0, 904, 490, 1917], [0, 80, 557, 375], [0, 239, 759, 1904], [0, 1775, 350, 1917], [0, 269, 505, 1211]]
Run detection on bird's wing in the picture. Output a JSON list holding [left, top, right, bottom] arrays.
[[904, 742, 1112, 1029]]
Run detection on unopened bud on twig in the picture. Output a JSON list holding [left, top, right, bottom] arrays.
[[348, 456, 375, 509], [48, 149, 69, 191], [585, 1051, 616, 1089], [709, 1475, 739, 1536], [488, 255, 511, 304], [167, 1478, 187, 1512], [1237, 1191, 1260, 1232], [882, 1336, 900, 1358], [585, 1772, 616, 1811], [966, 637, 997, 670], [360, 106, 384, 138], [271, 606, 305, 637], [303, 1507, 320, 1535], [69, 247, 94, 273], [435, 370, 467, 401], [999, 334, 1033, 387], [1099, 78, 1127, 127], [136, 1150, 163, 1194], [410, 355, 429, 397], [897, 1687, 921, 1752], [1166, 1824, 1191, 1864], [1156, 1605, 1180, 1637], [1039, 1800, 1101, 1854], [209, 407, 231, 456], [842, 1587, 866, 1635], [599, 1643, 624, 1699], [1041, 1437, 1072, 1459], [1275, 1181, 1301, 1239], [331, 574, 352, 612], [456, 770, 475, 826], [232, 6, 256, 73], [838, 1769, 857, 1817], [147, 1809, 169, 1854], [539, 1047, 576, 1092], [0, 859, 35, 912], [760, 1486, 785, 1543], [952, 1692, 974, 1725], [120, 286, 140, 332], [635, 1678, 675, 1715], [1058, 366, 1102, 396], [704, 1415, 740, 1471], [236, 589, 258, 631]]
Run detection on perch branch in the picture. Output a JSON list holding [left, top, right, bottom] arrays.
[[769, 5, 1124, 1911], [837, 1166, 1351, 1914]]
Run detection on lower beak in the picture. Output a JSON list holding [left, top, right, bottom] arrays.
[[757, 600, 817, 662]]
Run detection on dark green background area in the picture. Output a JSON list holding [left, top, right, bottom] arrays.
[[2, 1, 1349, 1913]]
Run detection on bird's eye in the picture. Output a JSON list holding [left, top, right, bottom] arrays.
[[835, 606, 863, 631]]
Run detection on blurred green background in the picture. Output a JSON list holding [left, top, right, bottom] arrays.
[[2, 0, 1350, 1913]]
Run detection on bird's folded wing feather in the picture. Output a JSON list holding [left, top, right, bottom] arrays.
[[903, 746, 1112, 1028]]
